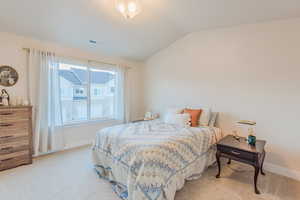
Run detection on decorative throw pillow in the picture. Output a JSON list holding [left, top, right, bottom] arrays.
[[198, 107, 212, 126], [183, 108, 202, 127], [208, 112, 219, 127]]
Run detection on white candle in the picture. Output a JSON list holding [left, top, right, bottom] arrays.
[[23, 100, 29, 106]]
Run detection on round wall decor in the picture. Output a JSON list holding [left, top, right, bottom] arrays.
[[0, 65, 19, 87]]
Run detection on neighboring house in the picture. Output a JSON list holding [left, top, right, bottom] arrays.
[[59, 68, 115, 123], [72, 68, 115, 100], [59, 69, 84, 101]]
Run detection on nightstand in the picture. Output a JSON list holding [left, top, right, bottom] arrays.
[[216, 135, 266, 194]]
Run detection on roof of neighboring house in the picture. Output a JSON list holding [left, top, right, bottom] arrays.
[[59, 70, 82, 85], [91, 70, 114, 84], [73, 68, 114, 85], [59, 68, 115, 86], [71, 68, 87, 84]]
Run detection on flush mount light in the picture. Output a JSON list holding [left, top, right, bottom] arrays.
[[115, 0, 141, 19], [89, 40, 97, 44]]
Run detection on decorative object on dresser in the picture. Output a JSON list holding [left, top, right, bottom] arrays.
[[215, 135, 266, 194], [0, 89, 10, 106], [0, 106, 33, 171], [0, 65, 19, 87]]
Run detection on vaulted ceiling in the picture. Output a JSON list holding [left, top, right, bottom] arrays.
[[1, 0, 300, 61]]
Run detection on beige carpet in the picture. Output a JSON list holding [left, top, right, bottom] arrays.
[[0, 146, 299, 200]]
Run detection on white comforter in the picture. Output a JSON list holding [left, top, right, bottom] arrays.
[[92, 120, 222, 200]]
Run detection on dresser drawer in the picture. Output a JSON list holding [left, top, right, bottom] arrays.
[[0, 135, 29, 144], [0, 155, 31, 171], [218, 145, 256, 161], [0, 140, 29, 155], [0, 121, 29, 135], [0, 109, 30, 123], [0, 150, 29, 161]]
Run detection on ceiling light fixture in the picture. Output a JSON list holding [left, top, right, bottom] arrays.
[[89, 40, 97, 44], [115, 0, 141, 19]]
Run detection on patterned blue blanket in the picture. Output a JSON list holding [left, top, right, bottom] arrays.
[[92, 120, 221, 200]]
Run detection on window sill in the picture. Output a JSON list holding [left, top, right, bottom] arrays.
[[59, 118, 123, 128]]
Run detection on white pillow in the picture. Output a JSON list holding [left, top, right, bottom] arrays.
[[165, 107, 183, 115], [198, 107, 212, 126], [164, 113, 191, 127], [164, 107, 184, 122]]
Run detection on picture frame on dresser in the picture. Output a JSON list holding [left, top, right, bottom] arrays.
[[0, 106, 33, 171]]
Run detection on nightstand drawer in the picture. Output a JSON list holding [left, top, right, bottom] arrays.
[[218, 145, 256, 161]]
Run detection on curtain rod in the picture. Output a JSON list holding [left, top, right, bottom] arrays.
[[22, 48, 131, 69]]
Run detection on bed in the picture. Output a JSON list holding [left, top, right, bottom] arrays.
[[92, 119, 223, 200]]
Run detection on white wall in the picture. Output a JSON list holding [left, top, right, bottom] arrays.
[[144, 18, 300, 179], [0, 32, 144, 148]]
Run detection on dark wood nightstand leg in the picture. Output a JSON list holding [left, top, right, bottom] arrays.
[[254, 166, 261, 194], [216, 151, 221, 178], [227, 159, 231, 165], [260, 150, 266, 175]]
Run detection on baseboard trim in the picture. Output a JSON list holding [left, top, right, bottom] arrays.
[[64, 140, 93, 150], [33, 140, 93, 158], [264, 162, 300, 181]]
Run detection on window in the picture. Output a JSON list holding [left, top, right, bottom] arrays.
[[90, 68, 116, 119], [58, 62, 117, 125], [93, 88, 102, 96], [110, 87, 115, 93], [93, 88, 98, 96]]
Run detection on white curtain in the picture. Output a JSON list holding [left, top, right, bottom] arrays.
[[28, 49, 65, 155], [115, 65, 130, 123]]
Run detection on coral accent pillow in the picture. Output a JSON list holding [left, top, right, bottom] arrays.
[[183, 108, 202, 127]]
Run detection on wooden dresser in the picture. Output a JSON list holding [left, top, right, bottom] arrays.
[[0, 106, 33, 171]]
